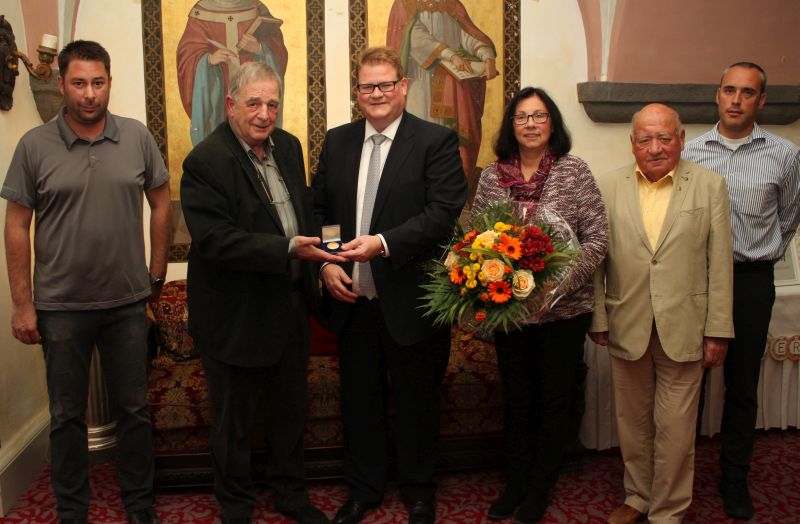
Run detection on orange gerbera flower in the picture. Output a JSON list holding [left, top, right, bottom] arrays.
[[496, 233, 523, 260], [449, 265, 465, 285], [475, 311, 487, 322], [488, 281, 512, 303]]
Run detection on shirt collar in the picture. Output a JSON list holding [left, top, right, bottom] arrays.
[[635, 166, 676, 186], [706, 121, 766, 146], [364, 114, 402, 144], [234, 131, 275, 162], [56, 107, 119, 148]]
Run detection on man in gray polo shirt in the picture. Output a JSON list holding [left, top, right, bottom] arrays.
[[2, 40, 169, 524]]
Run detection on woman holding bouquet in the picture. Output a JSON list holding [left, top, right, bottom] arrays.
[[471, 87, 608, 523]]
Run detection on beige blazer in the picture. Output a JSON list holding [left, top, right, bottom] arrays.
[[589, 160, 734, 362]]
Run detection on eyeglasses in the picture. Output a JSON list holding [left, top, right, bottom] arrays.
[[356, 80, 401, 94], [512, 112, 550, 125], [632, 134, 677, 149]]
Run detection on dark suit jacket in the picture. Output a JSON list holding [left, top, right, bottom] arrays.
[[312, 111, 467, 346], [181, 122, 318, 367]]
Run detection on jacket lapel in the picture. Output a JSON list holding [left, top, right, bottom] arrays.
[[222, 123, 284, 233], [369, 112, 414, 231], [623, 169, 654, 255], [653, 161, 691, 254], [343, 120, 366, 240], [272, 137, 307, 234]]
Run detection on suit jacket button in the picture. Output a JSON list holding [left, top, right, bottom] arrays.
[[651, 259, 658, 265]]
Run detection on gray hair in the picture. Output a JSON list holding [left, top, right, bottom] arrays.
[[630, 103, 684, 136], [228, 62, 282, 101]]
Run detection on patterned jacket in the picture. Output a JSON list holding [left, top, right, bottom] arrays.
[[471, 154, 608, 323]]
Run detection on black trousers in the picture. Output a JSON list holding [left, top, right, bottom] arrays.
[[38, 301, 155, 520], [337, 298, 451, 504], [720, 262, 775, 484], [201, 288, 311, 519], [494, 313, 592, 498]]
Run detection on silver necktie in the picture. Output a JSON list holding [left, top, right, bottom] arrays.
[[358, 133, 387, 299]]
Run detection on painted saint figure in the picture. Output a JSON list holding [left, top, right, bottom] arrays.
[[177, 0, 288, 145], [387, 0, 499, 203]]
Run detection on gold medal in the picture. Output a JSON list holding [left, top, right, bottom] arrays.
[[326, 242, 340, 250]]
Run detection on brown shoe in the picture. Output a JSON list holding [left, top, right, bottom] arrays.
[[606, 503, 645, 524]]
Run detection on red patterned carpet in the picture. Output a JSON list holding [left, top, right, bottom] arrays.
[[3, 430, 799, 523]]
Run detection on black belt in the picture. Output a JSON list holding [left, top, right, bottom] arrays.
[[734, 260, 775, 272]]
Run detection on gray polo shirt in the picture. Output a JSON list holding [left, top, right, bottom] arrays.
[[2, 109, 170, 310]]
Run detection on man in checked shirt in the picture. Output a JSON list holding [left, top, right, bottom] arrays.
[[683, 61, 800, 521]]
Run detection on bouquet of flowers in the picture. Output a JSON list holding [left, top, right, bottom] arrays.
[[420, 200, 580, 334]]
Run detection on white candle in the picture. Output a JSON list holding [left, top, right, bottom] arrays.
[[40, 34, 58, 50]]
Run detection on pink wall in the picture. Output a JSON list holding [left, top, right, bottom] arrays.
[[581, 0, 798, 84]]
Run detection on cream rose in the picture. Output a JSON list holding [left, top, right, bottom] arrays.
[[473, 230, 498, 248], [481, 258, 506, 282], [444, 250, 459, 269], [512, 270, 536, 299]]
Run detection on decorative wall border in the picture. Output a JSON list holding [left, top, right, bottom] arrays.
[[307, 0, 327, 173], [349, 0, 368, 120], [503, 0, 521, 107], [141, 0, 168, 162]]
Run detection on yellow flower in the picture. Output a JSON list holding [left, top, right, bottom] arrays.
[[466, 279, 478, 289], [494, 221, 512, 232], [472, 263, 481, 271], [469, 252, 478, 261], [477, 271, 487, 282], [481, 259, 506, 282]]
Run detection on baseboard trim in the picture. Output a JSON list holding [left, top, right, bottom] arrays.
[[0, 410, 49, 516]]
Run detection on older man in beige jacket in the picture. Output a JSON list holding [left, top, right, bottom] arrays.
[[589, 104, 734, 524]]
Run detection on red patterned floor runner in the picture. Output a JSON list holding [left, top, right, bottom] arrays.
[[3, 430, 798, 523]]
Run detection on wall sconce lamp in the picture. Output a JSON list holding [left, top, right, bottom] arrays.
[[1, 15, 58, 111]]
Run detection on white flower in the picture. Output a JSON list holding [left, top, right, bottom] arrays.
[[512, 270, 536, 299], [444, 250, 459, 269]]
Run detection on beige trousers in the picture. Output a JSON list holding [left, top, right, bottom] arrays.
[[610, 328, 703, 524]]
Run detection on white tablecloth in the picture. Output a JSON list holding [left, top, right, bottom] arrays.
[[580, 289, 800, 450]]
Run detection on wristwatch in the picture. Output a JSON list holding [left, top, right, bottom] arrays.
[[150, 275, 165, 287]]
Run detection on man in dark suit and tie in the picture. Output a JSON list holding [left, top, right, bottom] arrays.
[[181, 62, 343, 524], [313, 46, 467, 524]]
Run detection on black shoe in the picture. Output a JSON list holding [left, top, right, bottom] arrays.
[[407, 500, 435, 524], [721, 480, 754, 520], [487, 489, 526, 520], [332, 499, 379, 524], [278, 502, 329, 524], [513, 491, 548, 524], [128, 508, 161, 524]]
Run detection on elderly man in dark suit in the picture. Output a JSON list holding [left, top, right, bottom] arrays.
[[313, 46, 467, 524], [181, 61, 343, 524]]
